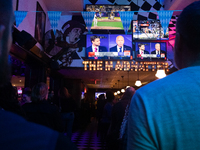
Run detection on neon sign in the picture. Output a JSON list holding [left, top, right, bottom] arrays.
[[83, 60, 169, 72]]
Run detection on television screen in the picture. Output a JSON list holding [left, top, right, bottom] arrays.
[[18, 89, 22, 95], [86, 34, 133, 60], [95, 92, 106, 100], [132, 20, 169, 40], [86, 34, 109, 59], [134, 41, 167, 61], [85, 5, 131, 30]]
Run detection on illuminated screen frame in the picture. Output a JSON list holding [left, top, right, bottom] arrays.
[[132, 20, 169, 40], [85, 34, 133, 60], [85, 4, 131, 31], [95, 92, 106, 100], [134, 41, 167, 61]]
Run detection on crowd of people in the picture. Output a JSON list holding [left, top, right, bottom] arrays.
[[15, 81, 136, 150]]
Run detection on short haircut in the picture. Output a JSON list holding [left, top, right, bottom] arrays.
[[138, 44, 145, 48], [90, 35, 99, 43], [116, 35, 124, 40], [99, 94, 105, 100], [31, 82, 48, 102], [176, 1, 200, 53]]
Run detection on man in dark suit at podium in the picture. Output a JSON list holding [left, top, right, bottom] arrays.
[[135, 44, 149, 59], [110, 35, 132, 52], [110, 35, 132, 59], [86, 35, 108, 59], [151, 43, 166, 58]]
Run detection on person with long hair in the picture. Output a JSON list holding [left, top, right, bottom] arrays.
[[58, 87, 77, 139]]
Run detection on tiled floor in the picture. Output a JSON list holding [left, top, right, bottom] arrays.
[[72, 118, 106, 150]]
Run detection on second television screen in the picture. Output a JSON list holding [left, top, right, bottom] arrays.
[[134, 42, 167, 61], [86, 34, 133, 60], [132, 20, 169, 40], [85, 5, 131, 30]]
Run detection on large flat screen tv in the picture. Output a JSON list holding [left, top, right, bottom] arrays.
[[132, 20, 169, 40], [85, 5, 131, 31], [134, 41, 167, 61], [86, 34, 133, 60]]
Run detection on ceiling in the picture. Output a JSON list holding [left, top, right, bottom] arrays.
[[58, 68, 159, 89], [42, 0, 198, 12], [42, 0, 84, 12], [11, 76, 25, 87]]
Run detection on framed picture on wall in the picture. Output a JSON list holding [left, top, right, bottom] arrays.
[[35, 1, 46, 47]]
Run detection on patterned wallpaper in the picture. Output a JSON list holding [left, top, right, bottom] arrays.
[[84, 0, 164, 21]]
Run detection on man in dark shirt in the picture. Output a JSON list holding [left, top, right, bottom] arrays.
[[0, 1, 77, 149]]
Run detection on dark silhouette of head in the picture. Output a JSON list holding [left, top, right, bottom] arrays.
[[106, 90, 115, 103], [0, 1, 22, 115], [121, 87, 135, 102], [31, 83, 48, 102], [99, 94, 105, 101], [175, 1, 200, 69], [0, 0, 14, 85], [58, 87, 70, 99]]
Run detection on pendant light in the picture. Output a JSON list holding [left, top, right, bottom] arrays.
[[117, 80, 120, 94], [155, 69, 166, 79], [121, 76, 125, 93], [126, 71, 130, 89], [135, 68, 142, 87]]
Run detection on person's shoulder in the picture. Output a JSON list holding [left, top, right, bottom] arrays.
[[110, 45, 117, 51], [124, 45, 131, 49], [161, 50, 166, 53], [49, 103, 60, 111], [113, 101, 123, 109], [22, 102, 32, 108], [99, 46, 107, 51], [86, 46, 92, 50], [151, 50, 156, 54], [22, 102, 37, 112], [136, 70, 181, 96], [40, 101, 59, 112], [100, 46, 107, 48], [0, 109, 60, 149]]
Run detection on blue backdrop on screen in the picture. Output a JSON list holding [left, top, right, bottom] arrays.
[[150, 42, 166, 53], [134, 42, 167, 61], [109, 34, 132, 48]]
